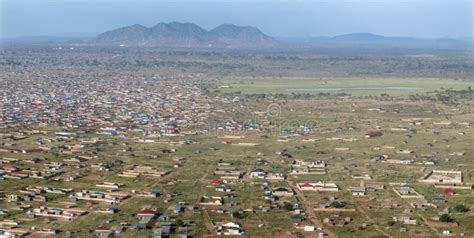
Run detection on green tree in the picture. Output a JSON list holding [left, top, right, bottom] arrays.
[[232, 210, 247, 219], [453, 204, 469, 213], [330, 201, 346, 208], [439, 214, 453, 222], [282, 203, 293, 211]]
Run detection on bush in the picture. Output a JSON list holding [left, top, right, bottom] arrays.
[[282, 203, 294, 211], [330, 201, 346, 208], [439, 214, 453, 223], [232, 210, 247, 219], [453, 204, 469, 213]]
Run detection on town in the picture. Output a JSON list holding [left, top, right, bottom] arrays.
[[0, 24, 473, 238]]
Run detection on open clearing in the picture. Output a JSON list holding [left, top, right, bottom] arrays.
[[220, 77, 474, 96]]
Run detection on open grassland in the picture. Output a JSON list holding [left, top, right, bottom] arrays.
[[220, 77, 474, 96]]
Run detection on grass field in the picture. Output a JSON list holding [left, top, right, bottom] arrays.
[[220, 77, 474, 96]]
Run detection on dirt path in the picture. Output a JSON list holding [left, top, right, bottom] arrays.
[[395, 190, 441, 236], [289, 182, 336, 238], [201, 208, 216, 236], [357, 205, 392, 238], [194, 167, 215, 235]]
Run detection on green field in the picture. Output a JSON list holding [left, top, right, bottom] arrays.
[[220, 77, 474, 96]]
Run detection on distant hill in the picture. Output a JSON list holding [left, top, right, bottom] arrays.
[[95, 22, 278, 48], [277, 33, 473, 49], [332, 33, 423, 45], [0, 35, 94, 45]]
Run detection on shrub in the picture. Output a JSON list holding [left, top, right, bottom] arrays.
[[453, 204, 469, 213], [439, 214, 453, 223]]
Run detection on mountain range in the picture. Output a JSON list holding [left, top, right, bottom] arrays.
[[2, 23, 472, 49], [95, 22, 278, 48]]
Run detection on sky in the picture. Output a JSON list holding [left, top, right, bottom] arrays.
[[0, 0, 472, 39]]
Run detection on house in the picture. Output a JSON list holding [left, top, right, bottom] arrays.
[[366, 131, 383, 138], [96, 182, 122, 189], [291, 160, 327, 175], [272, 187, 294, 197], [132, 190, 161, 198], [215, 222, 244, 236], [394, 216, 417, 225], [249, 169, 266, 179], [129, 223, 147, 231], [351, 187, 366, 196], [227, 200, 240, 206], [297, 181, 339, 192], [364, 183, 384, 192], [118, 166, 169, 178], [432, 197, 447, 203], [213, 167, 242, 180], [215, 185, 232, 193], [157, 214, 175, 222], [95, 226, 112, 237], [30, 226, 61, 235], [211, 178, 222, 186], [290, 213, 306, 222], [153, 230, 163, 238], [156, 223, 172, 235], [137, 209, 156, 221], [173, 204, 185, 213], [442, 227, 451, 235], [292, 160, 326, 168], [351, 174, 372, 180], [264, 194, 276, 201], [31, 206, 86, 221], [2, 164, 17, 172], [419, 170, 463, 184], [443, 188, 454, 196], [199, 196, 223, 206], [72, 190, 128, 204], [266, 173, 285, 180], [399, 185, 411, 195], [107, 207, 120, 214]]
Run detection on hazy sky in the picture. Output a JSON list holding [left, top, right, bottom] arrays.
[[0, 0, 472, 38]]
